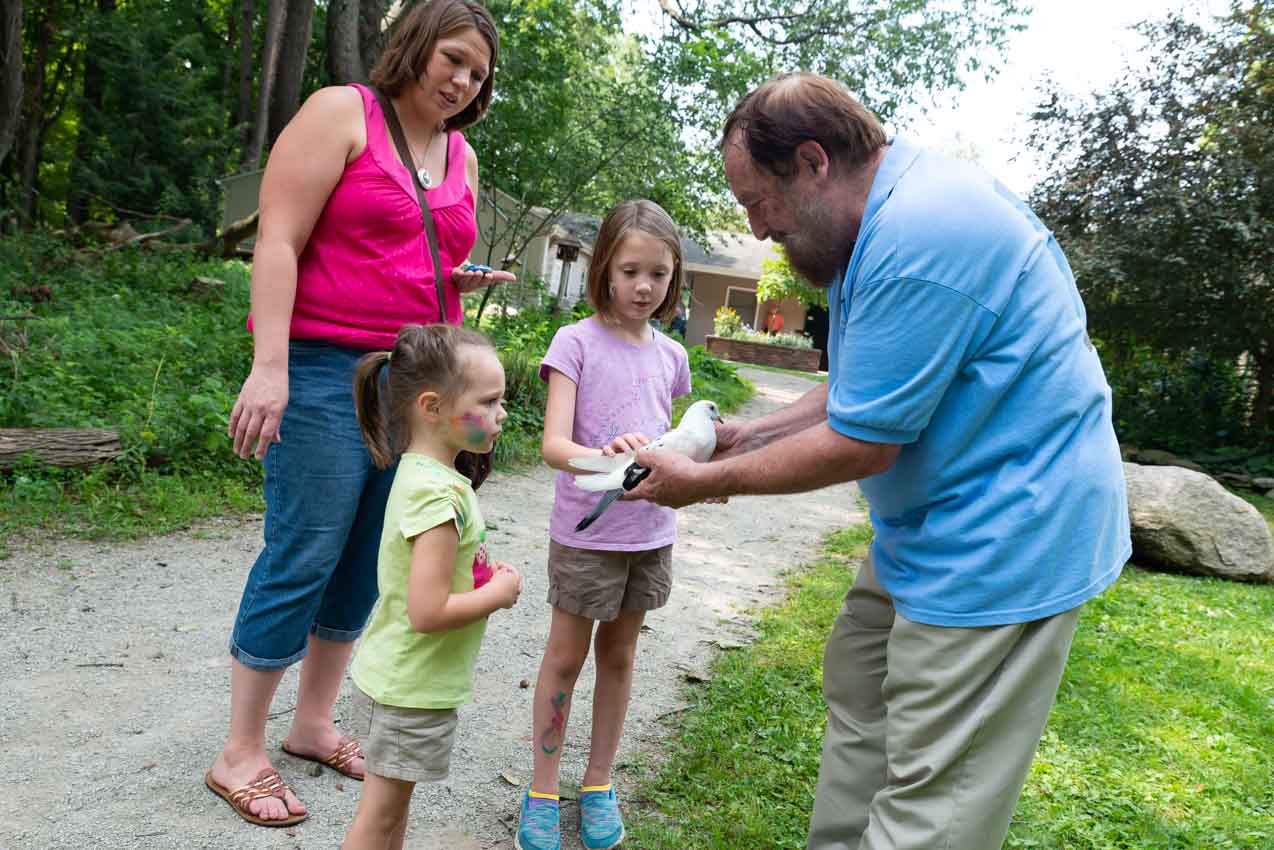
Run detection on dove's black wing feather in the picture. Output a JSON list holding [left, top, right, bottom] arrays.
[[574, 462, 653, 532], [575, 488, 624, 532], [622, 463, 652, 490]]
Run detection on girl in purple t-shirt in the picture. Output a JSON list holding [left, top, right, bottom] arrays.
[[516, 200, 691, 850]]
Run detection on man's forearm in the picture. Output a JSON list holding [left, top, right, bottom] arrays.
[[740, 383, 831, 448], [710, 420, 897, 497]]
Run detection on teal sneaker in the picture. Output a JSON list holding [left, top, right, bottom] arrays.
[[579, 785, 625, 849], [514, 790, 560, 850]]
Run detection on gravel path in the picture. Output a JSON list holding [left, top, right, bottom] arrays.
[[1, 367, 863, 850]]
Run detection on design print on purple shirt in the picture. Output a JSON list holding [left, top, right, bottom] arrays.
[[539, 317, 691, 550]]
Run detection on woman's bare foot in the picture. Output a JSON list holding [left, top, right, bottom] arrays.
[[209, 745, 307, 822]]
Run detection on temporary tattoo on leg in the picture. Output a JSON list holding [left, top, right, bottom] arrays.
[[540, 691, 569, 755]]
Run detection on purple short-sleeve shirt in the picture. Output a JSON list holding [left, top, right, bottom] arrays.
[[540, 317, 692, 550]]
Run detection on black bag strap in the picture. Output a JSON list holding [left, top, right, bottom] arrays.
[[373, 87, 491, 490], [372, 87, 448, 323]]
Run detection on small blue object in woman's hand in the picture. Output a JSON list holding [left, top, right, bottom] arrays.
[[461, 262, 493, 273]]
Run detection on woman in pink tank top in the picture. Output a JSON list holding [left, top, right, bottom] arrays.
[[208, 0, 515, 830]]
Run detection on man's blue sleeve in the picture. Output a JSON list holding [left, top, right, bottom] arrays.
[[828, 277, 996, 444]]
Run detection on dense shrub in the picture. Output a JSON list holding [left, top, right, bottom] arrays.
[[1, 233, 253, 473], [1100, 342, 1255, 454]]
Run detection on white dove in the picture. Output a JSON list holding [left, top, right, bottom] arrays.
[[569, 399, 723, 532]]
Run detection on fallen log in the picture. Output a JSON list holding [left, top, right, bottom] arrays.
[[0, 428, 124, 468]]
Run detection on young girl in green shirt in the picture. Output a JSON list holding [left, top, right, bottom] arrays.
[[343, 323, 522, 850]]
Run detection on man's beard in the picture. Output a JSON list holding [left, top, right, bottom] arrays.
[[776, 195, 852, 288]]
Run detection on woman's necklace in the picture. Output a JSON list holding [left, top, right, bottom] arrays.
[[410, 131, 438, 190]]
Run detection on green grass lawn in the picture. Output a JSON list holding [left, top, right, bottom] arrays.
[[1239, 490, 1274, 532], [628, 527, 1274, 850]]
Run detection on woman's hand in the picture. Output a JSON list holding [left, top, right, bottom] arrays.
[[451, 265, 517, 295], [602, 432, 650, 456], [229, 364, 288, 461]]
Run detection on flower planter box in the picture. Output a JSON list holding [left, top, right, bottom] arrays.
[[705, 335, 823, 373]]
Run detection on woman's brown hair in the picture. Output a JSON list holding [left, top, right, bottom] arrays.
[[353, 323, 496, 471], [586, 199, 684, 324], [368, 0, 499, 131]]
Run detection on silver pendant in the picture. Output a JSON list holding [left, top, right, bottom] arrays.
[[416, 167, 432, 189]]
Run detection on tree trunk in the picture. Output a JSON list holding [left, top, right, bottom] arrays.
[[66, 0, 115, 225], [326, 0, 363, 84], [16, 5, 51, 228], [0, 428, 123, 468], [242, 0, 286, 170], [236, 0, 255, 157], [267, 0, 314, 147], [0, 0, 21, 167], [1252, 347, 1273, 438], [358, 0, 391, 72]]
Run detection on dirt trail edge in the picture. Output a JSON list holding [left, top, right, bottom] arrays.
[[1, 367, 864, 850]]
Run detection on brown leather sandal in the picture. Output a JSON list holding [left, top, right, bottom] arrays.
[[204, 768, 308, 827], [281, 736, 365, 781]]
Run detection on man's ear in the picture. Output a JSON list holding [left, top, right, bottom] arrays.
[[794, 140, 830, 179], [416, 390, 442, 421]]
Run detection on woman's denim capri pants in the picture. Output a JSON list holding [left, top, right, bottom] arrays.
[[229, 340, 396, 671]]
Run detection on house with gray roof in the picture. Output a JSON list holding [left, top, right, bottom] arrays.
[[523, 211, 808, 348]]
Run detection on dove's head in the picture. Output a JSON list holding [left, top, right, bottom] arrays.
[[685, 399, 724, 425]]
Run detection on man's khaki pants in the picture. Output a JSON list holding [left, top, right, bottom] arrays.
[[807, 557, 1082, 850]]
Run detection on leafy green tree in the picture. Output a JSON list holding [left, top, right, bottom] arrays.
[[3, 0, 1030, 243], [9, 0, 77, 228], [466, 0, 713, 319], [756, 245, 827, 309], [652, 0, 1028, 137], [71, 0, 236, 228], [1028, 1, 1274, 439], [638, 0, 1030, 241]]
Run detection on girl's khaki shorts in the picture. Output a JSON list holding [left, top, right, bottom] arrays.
[[351, 686, 459, 783], [546, 540, 673, 622]]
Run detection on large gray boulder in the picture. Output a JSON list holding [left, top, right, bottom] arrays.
[[1124, 462, 1274, 582]]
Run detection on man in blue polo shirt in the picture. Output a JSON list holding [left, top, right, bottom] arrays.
[[630, 72, 1129, 850]]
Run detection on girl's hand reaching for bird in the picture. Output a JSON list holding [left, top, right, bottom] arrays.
[[601, 432, 650, 456]]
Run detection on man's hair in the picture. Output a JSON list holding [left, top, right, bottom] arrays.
[[721, 72, 887, 177], [368, 0, 499, 132], [587, 199, 684, 323]]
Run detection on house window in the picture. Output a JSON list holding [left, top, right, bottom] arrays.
[[725, 286, 760, 330]]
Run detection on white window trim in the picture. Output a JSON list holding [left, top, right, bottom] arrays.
[[725, 285, 762, 329]]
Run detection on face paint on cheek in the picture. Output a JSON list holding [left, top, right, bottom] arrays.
[[454, 413, 493, 447]]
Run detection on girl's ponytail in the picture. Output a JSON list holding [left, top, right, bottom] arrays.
[[354, 323, 497, 471], [353, 350, 395, 469]]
